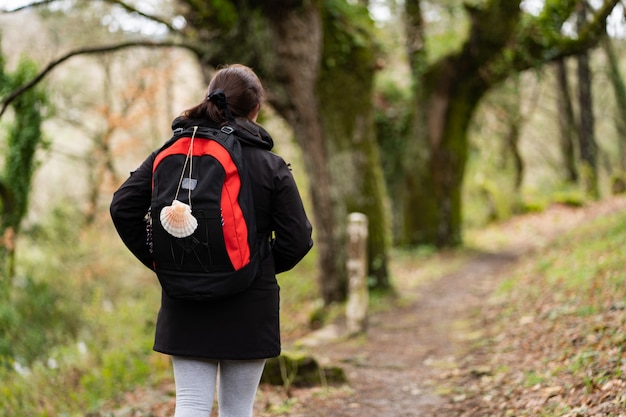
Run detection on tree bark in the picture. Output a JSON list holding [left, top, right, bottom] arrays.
[[502, 77, 524, 191], [401, 0, 439, 245], [601, 35, 626, 174], [555, 58, 579, 184], [225, 1, 390, 299], [576, 3, 599, 198], [403, 0, 522, 247], [263, 5, 348, 303], [317, 3, 390, 290]]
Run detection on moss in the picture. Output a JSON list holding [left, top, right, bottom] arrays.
[[261, 350, 347, 388], [317, 0, 391, 288]]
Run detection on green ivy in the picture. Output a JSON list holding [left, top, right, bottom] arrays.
[[0, 40, 50, 294]]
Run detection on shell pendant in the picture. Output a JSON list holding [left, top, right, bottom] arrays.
[[160, 200, 198, 238]]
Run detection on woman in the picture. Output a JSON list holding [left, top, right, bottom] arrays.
[[110, 64, 313, 417]]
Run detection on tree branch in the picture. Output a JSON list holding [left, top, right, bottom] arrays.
[[100, 0, 179, 32], [2, 0, 180, 33], [0, 40, 203, 118], [1, 0, 57, 13], [491, 0, 621, 83], [575, 0, 620, 44]]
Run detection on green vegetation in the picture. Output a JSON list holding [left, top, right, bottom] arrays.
[[1, 1, 625, 415], [0, 206, 168, 416], [452, 204, 626, 415], [0, 53, 49, 287], [0, 201, 322, 416]]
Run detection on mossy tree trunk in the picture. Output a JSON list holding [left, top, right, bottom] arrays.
[[576, 3, 599, 199], [261, 1, 390, 294], [501, 77, 524, 192], [0, 55, 48, 297], [318, 2, 390, 290], [262, 4, 349, 302], [601, 32, 626, 194], [400, 0, 437, 246], [178, 0, 389, 301], [402, 0, 619, 247], [555, 58, 580, 184], [601, 35, 626, 175], [421, 62, 487, 246]]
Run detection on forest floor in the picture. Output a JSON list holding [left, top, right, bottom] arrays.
[[102, 195, 626, 417]]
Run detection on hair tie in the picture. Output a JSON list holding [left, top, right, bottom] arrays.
[[208, 89, 227, 108], [207, 88, 235, 122]]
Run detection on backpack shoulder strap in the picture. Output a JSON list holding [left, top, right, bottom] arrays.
[[156, 124, 235, 155], [194, 125, 235, 143]]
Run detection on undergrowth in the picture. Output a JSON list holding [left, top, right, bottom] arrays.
[[0, 202, 321, 417], [0, 205, 166, 416], [441, 200, 626, 416]]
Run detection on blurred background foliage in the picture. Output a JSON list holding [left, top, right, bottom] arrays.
[[0, 0, 625, 415]]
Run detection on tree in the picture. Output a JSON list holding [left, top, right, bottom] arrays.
[[401, 0, 620, 247], [499, 76, 525, 192], [171, 0, 390, 300], [55, 51, 180, 225], [600, 32, 626, 192], [0, 48, 49, 295], [576, 1, 599, 198], [555, 57, 580, 184]]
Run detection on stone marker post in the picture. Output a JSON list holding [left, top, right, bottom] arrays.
[[345, 212, 369, 336]]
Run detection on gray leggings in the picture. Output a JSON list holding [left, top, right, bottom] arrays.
[[171, 356, 266, 417]]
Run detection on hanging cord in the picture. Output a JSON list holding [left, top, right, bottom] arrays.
[[173, 126, 198, 210]]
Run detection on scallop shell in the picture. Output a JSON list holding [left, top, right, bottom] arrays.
[[160, 200, 198, 238]]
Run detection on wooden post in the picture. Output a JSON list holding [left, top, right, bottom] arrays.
[[346, 212, 368, 336]]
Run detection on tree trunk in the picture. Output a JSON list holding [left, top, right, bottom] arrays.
[[576, 11, 599, 198], [504, 113, 523, 191], [262, 5, 347, 303], [266, 4, 391, 294], [195, 1, 390, 300], [601, 35, 626, 174], [497, 77, 524, 191], [401, 0, 439, 246], [317, 4, 390, 290], [425, 66, 484, 246], [402, 0, 520, 247], [0, 57, 47, 295], [503, 77, 524, 192], [555, 58, 579, 184]]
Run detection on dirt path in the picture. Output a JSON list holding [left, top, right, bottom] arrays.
[[269, 196, 626, 417], [274, 251, 517, 417], [103, 196, 626, 417]]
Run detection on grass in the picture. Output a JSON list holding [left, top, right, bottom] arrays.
[[443, 201, 626, 416]]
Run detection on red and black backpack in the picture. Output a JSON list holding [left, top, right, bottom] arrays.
[[150, 125, 261, 300]]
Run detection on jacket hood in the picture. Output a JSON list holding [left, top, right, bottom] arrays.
[[171, 116, 274, 151]]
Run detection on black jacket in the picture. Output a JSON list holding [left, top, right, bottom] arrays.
[[110, 117, 313, 359]]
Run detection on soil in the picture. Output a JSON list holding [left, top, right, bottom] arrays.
[[102, 196, 626, 417]]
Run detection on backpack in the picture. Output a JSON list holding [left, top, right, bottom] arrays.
[[150, 124, 262, 300]]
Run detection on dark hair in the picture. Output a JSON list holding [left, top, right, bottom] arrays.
[[182, 64, 265, 124]]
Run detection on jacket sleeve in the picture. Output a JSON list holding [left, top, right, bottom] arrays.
[[271, 161, 314, 274], [110, 153, 155, 270]]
